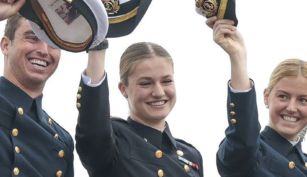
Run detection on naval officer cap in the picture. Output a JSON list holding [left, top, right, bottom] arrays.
[[19, 0, 109, 52], [195, 0, 238, 26], [102, 0, 152, 38]]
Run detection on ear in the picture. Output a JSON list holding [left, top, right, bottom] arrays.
[[263, 88, 269, 108], [1, 36, 10, 56], [118, 82, 128, 98]]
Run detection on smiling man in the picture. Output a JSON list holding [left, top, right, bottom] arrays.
[[0, 1, 74, 176]]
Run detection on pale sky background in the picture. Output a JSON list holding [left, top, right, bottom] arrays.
[[1, 0, 307, 176]]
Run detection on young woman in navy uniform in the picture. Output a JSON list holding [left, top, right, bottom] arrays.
[[0, 1, 74, 176], [75, 41, 203, 177], [207, 16, 307, 176]]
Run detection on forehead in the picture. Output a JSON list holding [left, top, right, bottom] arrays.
[[130, 57, 173, 79], [273, 75, 307, 95], [15, 19, 33, 36]]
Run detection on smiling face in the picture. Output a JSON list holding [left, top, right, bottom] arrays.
[[119, 56, 176, 130], [264, 75, 307, 141], [1, 17, 61, 96]]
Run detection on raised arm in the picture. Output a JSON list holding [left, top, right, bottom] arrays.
[[207, 16, 250, 90], [76, 40, 118, 176], [207, 17, 260, 176]]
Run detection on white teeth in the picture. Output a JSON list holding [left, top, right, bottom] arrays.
[[282, 116, 298, 122], [30, 59, 47, 67], [149, 101, 165, 106]]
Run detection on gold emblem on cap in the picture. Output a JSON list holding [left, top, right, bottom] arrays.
[[102, 0, 120, 14], [196, 0, 218, 17], [288, 161, 295, 169]]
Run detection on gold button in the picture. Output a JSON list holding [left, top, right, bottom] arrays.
[[157, 169, 164, 177], [288, 161, 295, 169], [48, 118, 52, 125], [12, 128, 19, 136], [58, 150, 65, 158], [54, 133, 59, 139], [229, 102, 235, 107], [184, 164, 190, 172], [155, 150, 163, 158], [17, 107, 24, 115], [77, 94, 81, 99], [13, 167, 20, 175], [15, 146, 21, 153], [76, 102, 81, 108], [176, 150, 184, 156], [78, 86, 82, 92], [230, 118, 237, 125], [56, 170, 63, 177], [230, 111, 236, 116], [305, 162, 307, 168]]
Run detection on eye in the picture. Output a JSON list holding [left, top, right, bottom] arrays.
[[24, 34, 40, 43], [278, 94, 289, 101], [138, 81, 151, 86], [300, 97, 307, 105], [162, 79, 173, 85]]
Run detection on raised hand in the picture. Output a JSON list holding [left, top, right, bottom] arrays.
[[0, 0, 25, 21]]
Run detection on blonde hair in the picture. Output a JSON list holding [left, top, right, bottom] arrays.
[[119, 42, 173, 85], [266, 59, 307, 93]]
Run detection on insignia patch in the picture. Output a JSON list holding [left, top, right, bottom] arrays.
[[196, 0, 218, 18], [102, 0, 120, 14]]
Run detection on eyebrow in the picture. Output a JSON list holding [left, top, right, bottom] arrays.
[[138, 75, 173, 80], [23, 30, 36, 36]]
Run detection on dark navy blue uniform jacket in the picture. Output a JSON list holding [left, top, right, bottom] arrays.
[[75, 76, 203, 177], [217, 85, 307, 177], [0, 77, 74, 177]]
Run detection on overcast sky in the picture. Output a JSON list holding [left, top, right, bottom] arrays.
[[1, 0, 307, 176]]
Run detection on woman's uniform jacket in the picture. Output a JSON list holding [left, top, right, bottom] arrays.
[[217, 84, 307, 177], [75, 76, 203, 177]]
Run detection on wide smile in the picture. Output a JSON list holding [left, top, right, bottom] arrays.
[[147, 100, 167, 107], [281, 115, 299, 123], [29, 58, 50, 68]]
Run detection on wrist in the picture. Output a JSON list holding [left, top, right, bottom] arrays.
[[87, 39, 108, 52]]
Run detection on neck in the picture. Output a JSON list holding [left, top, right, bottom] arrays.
[[131, 116, 166, 132], [5, 76, 44, 98]]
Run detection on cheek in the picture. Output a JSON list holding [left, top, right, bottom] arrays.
[[49, 48, 61, 61], [166, 87, 176, 99], [301, 107, 307, 118]]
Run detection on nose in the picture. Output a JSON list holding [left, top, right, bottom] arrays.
[[286, 99, 298, 114], [36, 41, 49, 58], [152, 83, 165, 97]]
